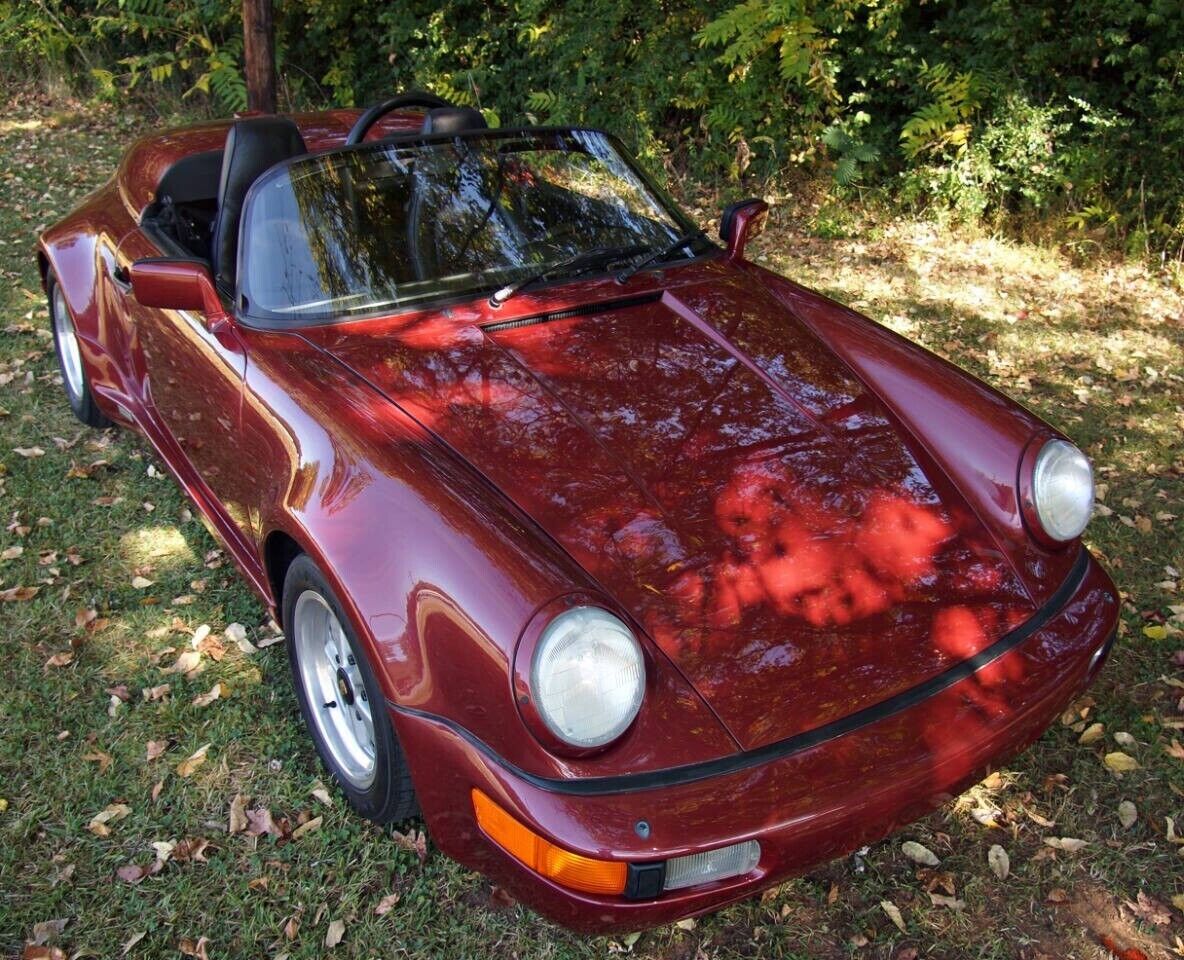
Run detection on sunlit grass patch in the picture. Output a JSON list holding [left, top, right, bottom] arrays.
[[119, 523, 198, 572]]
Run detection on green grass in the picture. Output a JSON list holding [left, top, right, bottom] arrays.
[[1, 89, 1182, 960]]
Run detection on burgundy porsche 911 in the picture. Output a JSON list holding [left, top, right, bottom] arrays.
[[37, 91, 1117, 932]]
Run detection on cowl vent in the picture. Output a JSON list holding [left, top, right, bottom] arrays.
[[481, 292, 662, 333]]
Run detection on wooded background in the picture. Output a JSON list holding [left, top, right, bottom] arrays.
[[2, 0, 1182, 260]]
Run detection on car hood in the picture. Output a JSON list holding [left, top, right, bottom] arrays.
[[308, 263, 1035, 750]]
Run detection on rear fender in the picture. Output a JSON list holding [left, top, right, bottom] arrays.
[[38, 183, 140, 405]]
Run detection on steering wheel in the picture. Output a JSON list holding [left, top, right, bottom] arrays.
[[345, 91, 455, 146]]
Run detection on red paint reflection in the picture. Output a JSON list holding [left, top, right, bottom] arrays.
[[681, 459, 954, 630]]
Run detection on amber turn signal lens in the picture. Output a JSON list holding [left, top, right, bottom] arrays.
[[471, 789, 627, 895]]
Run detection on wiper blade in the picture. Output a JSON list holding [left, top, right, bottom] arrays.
[[490, 243, 648, 306], [614, 228, 708, 284]]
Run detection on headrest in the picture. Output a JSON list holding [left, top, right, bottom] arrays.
[[420, 107, 488, 136], [212, 116, 307, 290]]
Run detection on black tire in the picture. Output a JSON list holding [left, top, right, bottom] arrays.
[[283, 554, 418, 823], [47, 273, 112, 429]]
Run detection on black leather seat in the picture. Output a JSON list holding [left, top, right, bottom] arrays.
[[420, 107, 488, 136], [211, 116, 307, 290]]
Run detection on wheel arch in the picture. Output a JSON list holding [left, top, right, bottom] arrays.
[[263, 527, 308, 628]]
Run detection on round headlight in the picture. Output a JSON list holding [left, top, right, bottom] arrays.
[[1032, 439, 1094, 541], [530, 607, 645, 749]]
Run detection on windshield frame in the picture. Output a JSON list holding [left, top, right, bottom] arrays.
[[233, 125, 718, 328]]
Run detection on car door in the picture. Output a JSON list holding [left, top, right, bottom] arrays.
[[114, 228, 263, 568]]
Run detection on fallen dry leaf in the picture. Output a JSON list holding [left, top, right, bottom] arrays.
[[1043, 836, 1088, 853], [21, 948, 66, 960], [901, 840, 940, 866], [168, 650, 202, 675], [142, 683, 171, 702], [1, 545, 23, 560], [82, 750, 113, 773], [178, 937, 210, 960], [310, 781, 333, 806], [130, 576, 154, 589], [43, 651, 73, 670], [324, 918, 345, 948], [1104, 751, 1140, 774], [1118, 800, 1138, 829], [1166, 739, 1184, 760], [145, 740, 168, 762], [391, 827, 428, 864], [28, 919, 67, 945], [195, 634, 226, 661], [988, 844, 1009, 880], [374, 892, 400, 916], [1123, 890, 1172, 926], [488, 885, 516, 909], [228, 794, 248, 834], [928, 892, 965, 910], [176, 743, 210, 778], [291, 815, 322, 840], [116, 859, 164, 884], [13, 446, 45, 458], [1024, 806, 1056, 828], [246, 806, 282, 838], [120, 931, 146, 955], [880, 900, 906, 932], [88, 802, 132, 837], [105, 684, 131, 702], [191, 682, 225, 708], [172, 837, 210, 862], [1078, 722, 1105, 744], [86, 804, 133, 842], [1, 585, 39, 601], [225, 622, 255, 654]]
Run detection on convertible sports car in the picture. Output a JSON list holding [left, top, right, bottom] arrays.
[[38, 91, 1118, 932]]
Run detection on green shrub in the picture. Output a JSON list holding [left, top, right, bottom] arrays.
[[2, 0, 1181, 257]]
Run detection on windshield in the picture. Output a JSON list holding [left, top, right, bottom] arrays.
[[238, 128, 714, 323]]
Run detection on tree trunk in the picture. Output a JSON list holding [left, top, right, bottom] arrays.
[[242, 0, 276, 113]]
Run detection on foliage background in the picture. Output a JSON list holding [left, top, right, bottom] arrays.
[[2, 0, 1182, 261]]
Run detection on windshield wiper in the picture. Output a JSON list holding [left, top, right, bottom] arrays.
[[489, 243, 648, 306], [614, 228, 708, 284]]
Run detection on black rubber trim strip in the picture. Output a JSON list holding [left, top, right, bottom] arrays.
[[481, 292, 662, 332], [390, 548, 1090, 797]]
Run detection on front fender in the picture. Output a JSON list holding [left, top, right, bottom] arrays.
[[753, 265, 1079, 605], [243, 331, 738, 783]]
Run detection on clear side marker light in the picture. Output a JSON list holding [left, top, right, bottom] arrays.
[[662, 840, 761, 891]]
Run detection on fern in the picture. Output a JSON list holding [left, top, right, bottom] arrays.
[[900, 61, 983, 159], [822, 113, 879, 185], [91, 0, 244, 111]]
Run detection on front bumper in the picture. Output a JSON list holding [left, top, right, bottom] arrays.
[[393, 549, 1118, 933]]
